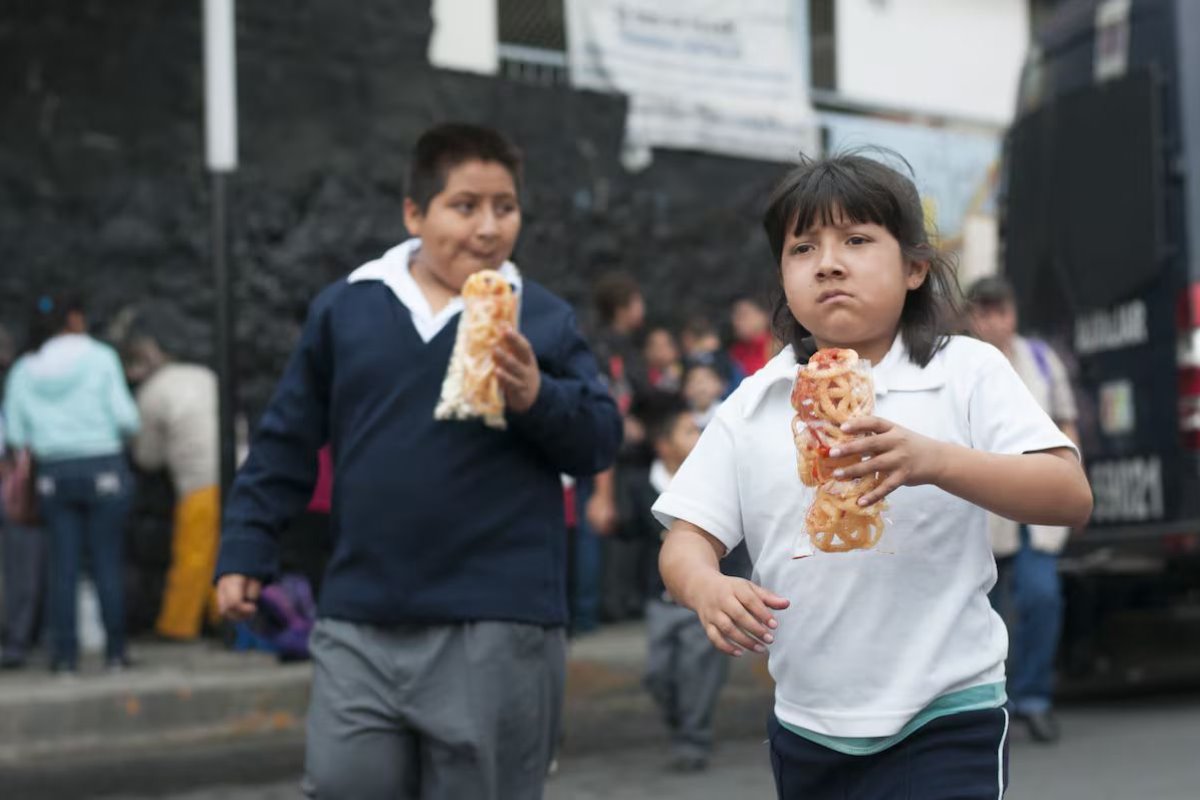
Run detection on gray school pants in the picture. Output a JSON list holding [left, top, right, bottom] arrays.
[[643, 598, 730, 760], [303, 617, 566, 800]]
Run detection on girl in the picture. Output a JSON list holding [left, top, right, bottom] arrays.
[[655, 153, 1092, 799]]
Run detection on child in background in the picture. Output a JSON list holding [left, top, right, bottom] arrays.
[[655, 152, 1092, 799], [644, 327, 683, 392], [682, 361, 727, 430], [619, 393, 749, 772], [679, 316, 744, 391], [728, 296, 775, 378]]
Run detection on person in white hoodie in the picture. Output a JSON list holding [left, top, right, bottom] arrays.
[[3, 294, 140, 673]]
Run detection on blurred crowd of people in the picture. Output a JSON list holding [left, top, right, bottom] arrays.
[[0, 296, 224, 674]]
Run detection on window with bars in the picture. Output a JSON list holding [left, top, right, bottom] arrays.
[[498, 0, 568, 84]]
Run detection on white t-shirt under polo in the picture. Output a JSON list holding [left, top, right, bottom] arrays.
[[652, 335, 1076, 738]]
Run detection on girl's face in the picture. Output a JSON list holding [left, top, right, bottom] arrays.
[[780, 216, 928, 364]]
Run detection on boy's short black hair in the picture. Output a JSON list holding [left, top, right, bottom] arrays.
[[966, 276, 1016, 310], [592, 272, 642, 325], [407, 123, 524, 212], [638, 392, 691, 445]]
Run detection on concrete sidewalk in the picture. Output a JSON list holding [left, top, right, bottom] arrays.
[[0, 622, 775, 767]]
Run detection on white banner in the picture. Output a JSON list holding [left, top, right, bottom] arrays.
[[566, 0, 818, 166]]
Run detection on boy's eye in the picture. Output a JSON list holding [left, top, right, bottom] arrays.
[[791, 243, 814, 255], [453, 202, 475, 214]]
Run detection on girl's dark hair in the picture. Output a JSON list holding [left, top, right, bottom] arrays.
[[761, 150, 964, 366], [26, 292, 84, 353]]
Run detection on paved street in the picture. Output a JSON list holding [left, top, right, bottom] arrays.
[[75, 693, 1200, 800]]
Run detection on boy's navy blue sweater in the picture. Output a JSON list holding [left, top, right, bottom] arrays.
[[215, 276, 621, 627]]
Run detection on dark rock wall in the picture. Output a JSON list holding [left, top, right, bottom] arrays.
[[1, 0, 787, 421]]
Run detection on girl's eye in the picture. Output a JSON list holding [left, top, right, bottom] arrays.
[[792, 243, 814, 255], [847, 235, 869, 246]]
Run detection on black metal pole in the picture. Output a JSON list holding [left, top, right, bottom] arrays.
[[211, 169, 237, 501]]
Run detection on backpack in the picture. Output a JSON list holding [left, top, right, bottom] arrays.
[[1, 448, 40, 526]]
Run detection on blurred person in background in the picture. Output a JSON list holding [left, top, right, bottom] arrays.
[[968, 275, 1081, 744], [589, 272, 652, 621], [679, 315, 744, 392], [1, 322, 47, 670], [3, 294, 139, 674], [120, 326, 220, 642], [644, 326, 683, 392], [682, 361, 727, 431], [728, 296, 776, 379], [620, 393, 750, 772]]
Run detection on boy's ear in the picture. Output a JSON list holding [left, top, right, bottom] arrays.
[[402, 198, 424, 237], [905, 260, 930, 290]]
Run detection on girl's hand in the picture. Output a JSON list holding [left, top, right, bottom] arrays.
[[494, 326, 542, 413], [686, 571, 790, 657], [827, 416, 948, 506]]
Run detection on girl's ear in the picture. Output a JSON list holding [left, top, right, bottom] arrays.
[[905, 260, 930, 290]]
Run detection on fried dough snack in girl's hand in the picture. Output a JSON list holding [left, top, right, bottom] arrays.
[[790, 348, 887, 553], [435, 270, 518, 429]]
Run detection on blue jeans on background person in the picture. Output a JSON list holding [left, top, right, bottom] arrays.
[[992, 526, 1063, 715], [571, 477, 602, 635], [37, 454, 134, 670]]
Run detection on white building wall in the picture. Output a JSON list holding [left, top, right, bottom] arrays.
[[835, 0, 1029, 125]]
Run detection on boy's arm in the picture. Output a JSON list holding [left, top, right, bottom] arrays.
[[215, 292, 334, 582], [505, 310, 622, 477]]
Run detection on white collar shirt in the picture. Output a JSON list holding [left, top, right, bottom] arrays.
[[652, 334, 1075, 737], [347, 238, 523, 344]]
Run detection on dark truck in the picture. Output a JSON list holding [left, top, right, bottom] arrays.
[[1000, 0, 1200, 682]]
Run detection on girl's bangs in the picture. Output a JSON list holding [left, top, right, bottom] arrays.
[[785, 165, 896, 240]]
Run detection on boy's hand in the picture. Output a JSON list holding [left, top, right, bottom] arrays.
[[494, 326, 541, 414], [216, 574, 262, 622], [827, 416, 947, 506], [687, 572, 789, 657]]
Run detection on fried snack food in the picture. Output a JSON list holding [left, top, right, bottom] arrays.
[[790, 348, 886, 553], [434, 270, 518, 429]]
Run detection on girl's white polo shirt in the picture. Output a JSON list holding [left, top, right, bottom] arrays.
[[652, 334, 1077, 738]]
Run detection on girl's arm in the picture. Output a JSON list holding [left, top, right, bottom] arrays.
[[833, 417, 1093, 528], [660, 521, 789, 656]]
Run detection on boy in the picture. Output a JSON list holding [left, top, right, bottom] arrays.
[[619, 393, 748, 771], [215, 123, 622, 799]]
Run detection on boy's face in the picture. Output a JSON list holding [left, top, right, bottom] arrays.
[[684, 366, 725, 411], [656, 412, 701, 465], [403, 159, 521, 292]]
